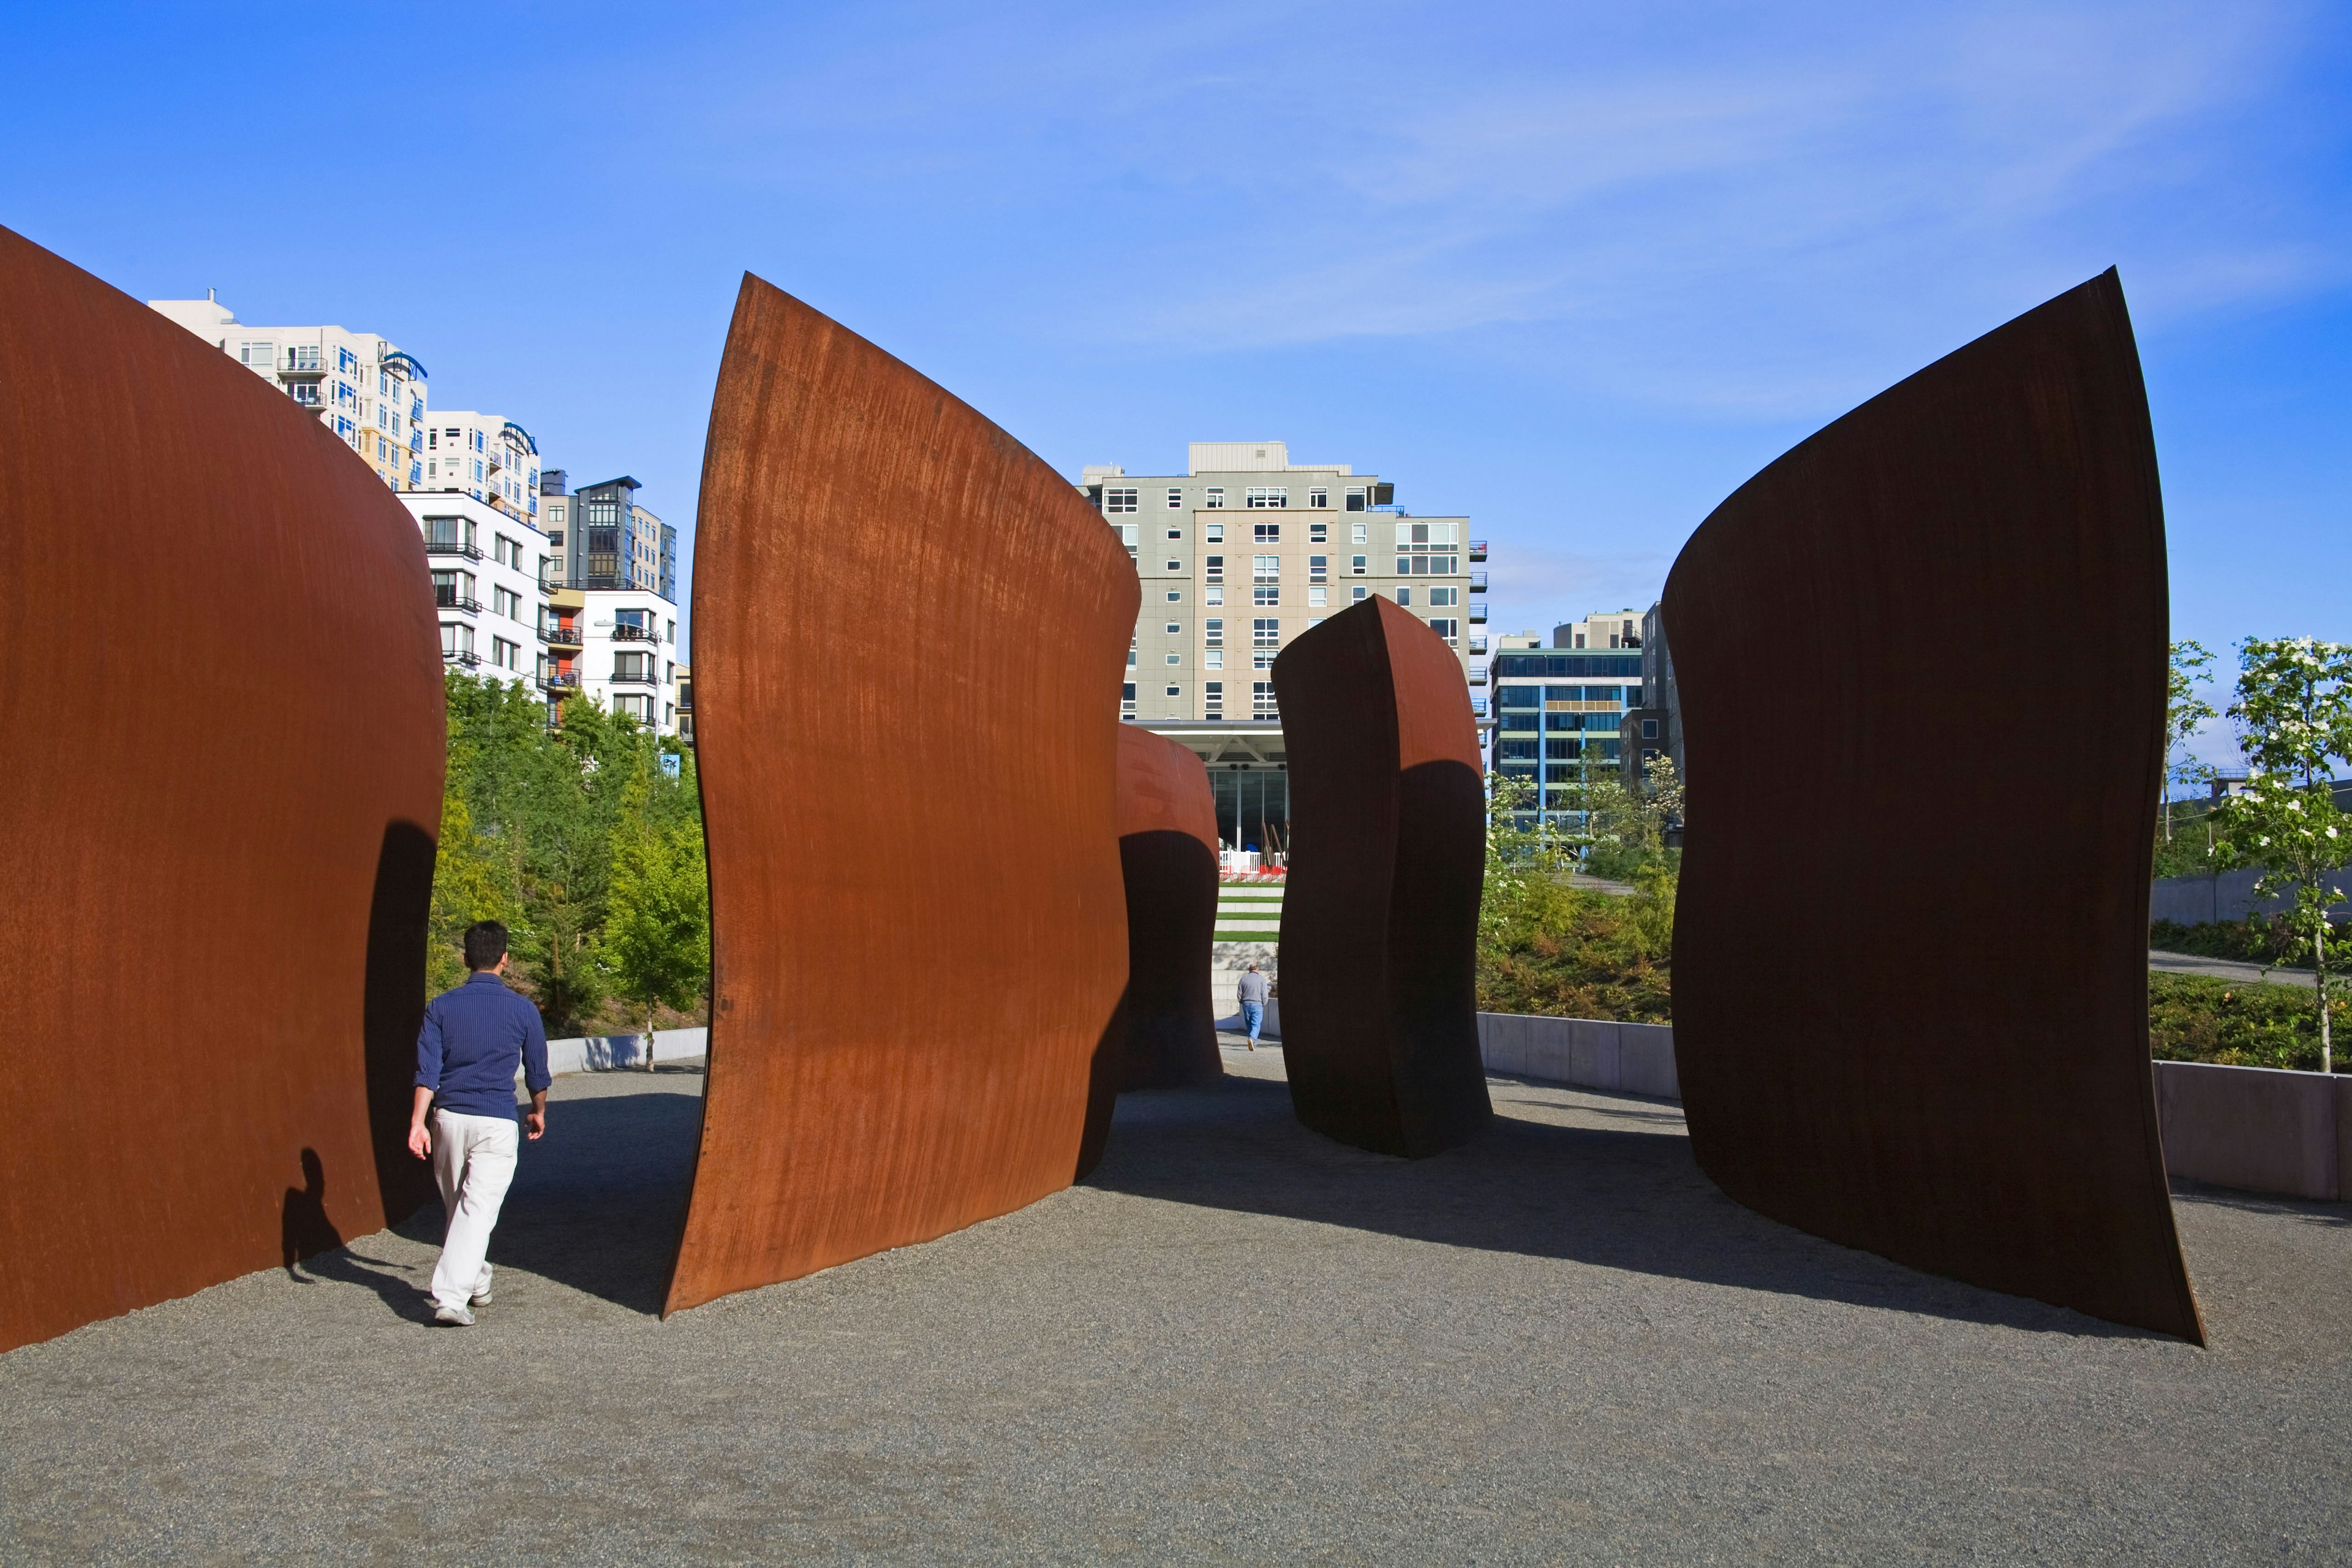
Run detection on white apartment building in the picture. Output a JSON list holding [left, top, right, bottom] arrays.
[[543, 586, 685, 735], [399, 494, 550, 691], [417, 409, 541, 525], [148, 292, 426, 490]]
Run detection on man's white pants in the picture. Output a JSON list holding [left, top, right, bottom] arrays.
[[430, 1109, 519, 1311]]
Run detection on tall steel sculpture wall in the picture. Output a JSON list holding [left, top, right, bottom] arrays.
[[669, 274, 1137, 1314], [1272, 596, 1490, 1158], [1113, 724, 1221, 1093], [1663, 270, 2203, 1340], [0, 225, 445, 1353]]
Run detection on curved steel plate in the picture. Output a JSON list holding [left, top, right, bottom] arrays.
[[1272, 597, 1490, 1157], [1112, 724, 1221, 1093], [1662, 270, 2202, 1340], [0, 225, 445, 1352], [671, 275, 1136, 1313]]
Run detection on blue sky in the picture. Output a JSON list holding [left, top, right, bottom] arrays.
[[4, 1, 2345, 764]]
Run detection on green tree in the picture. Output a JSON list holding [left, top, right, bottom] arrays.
[[2214, 638, 2352, 1072], [2163, 641, 2217, 843], [426, 782, 511, 997], [604, 814, 712, 1067]]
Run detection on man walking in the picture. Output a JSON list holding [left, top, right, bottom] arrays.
[[1236, 962, 1270, 1052], [407, 920, 550, 1327]]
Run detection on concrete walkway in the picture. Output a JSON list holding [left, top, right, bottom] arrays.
[[4, 1056, 2349, 1564], [2151, 948, 2320, 989]]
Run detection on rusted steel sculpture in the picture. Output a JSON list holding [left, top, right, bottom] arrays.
[[0, 225, 445, 1354], [1272, 596, 1490, 1158], [670, 274, 1136, 1314], [1112, 724, 1222, 1093], [1664, 269, 2203, 1341]]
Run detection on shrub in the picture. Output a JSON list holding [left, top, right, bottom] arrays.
[[1476, 870, 1672, 1023], [2147, 972, 2346, 1071]]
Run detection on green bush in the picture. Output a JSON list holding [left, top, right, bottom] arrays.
[[2148, 972, 2345, 1071], [1476, 870, 1672, 1023]]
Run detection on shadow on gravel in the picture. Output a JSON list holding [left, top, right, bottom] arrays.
[[1091, 1074, 2163, 1338]]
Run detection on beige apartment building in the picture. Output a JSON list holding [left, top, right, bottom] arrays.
[[1081, 442, 1485, 726], [148, 292, 426, 491]]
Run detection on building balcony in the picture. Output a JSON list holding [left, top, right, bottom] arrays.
[[1468, 603, 1488, 624], [1469, 635, 1488, 655], [611, 624, 658, 643], [442, 649, 479, 668], [540, 624, 583, 647], [426, 540, 483, 560], [1468, 571, 1488, 592], [1469, 540, 1487, 562], [435, 593, 483, 614], [539, 671, 580, 692], [1468, 665, 1488, 685], [607, 670, 658, 687]]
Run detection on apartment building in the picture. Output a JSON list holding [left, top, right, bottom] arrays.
[[534, 472, 684, 736], [148, 292, 427, 489], [1619, 601, 1680, 785], [543, 473, 674, 598], [401, 494, 549, 690], [418, 410, 541, 524], [1490, 616, 1650, 827], [1081, 441, 1485, 728]]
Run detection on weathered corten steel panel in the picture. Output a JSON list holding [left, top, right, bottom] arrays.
[[1272, 596, 1490, 1158], [1112, 724, 1221, 1093], [1663, 270, 2203, 1341], [669, 274, 1136, 1313], [0, 225, 445, 1353]]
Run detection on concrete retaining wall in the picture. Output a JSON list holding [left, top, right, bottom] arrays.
[[2153, 1060, 2352, 1200], [1476, 1012, 1679, 1099], [2151, 864, 2352, 926], [529, 1026, 708, 1079], [1472, 1011, 2352, 1205]]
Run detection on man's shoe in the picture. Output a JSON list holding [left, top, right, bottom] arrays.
[[469, 1288, 493, 1306], [433, 1303, 475, 1327]]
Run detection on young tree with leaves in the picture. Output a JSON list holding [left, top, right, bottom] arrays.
[[605, 815, 712, 1069], [2215, 638, 2352, 1072], [2163, 641, 2217, 843]]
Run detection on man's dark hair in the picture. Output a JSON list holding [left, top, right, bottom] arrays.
[[462, 920, 509, 971]]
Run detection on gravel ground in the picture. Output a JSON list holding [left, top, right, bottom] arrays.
[[3, 1047, 2348, 1566]]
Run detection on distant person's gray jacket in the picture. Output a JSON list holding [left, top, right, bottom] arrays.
[[1236, 972, 1271, 1006]]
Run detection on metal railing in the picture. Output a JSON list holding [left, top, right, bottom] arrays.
[[1468, 604, 1488, 624], [1469, 540, 1488, 561], [607, 669, 658, 687], [425, 540, 483, 560], [539, 624, 582, 644], [442, 649, 480, 668], [434, 593, 482, 613], [1468, 571, 1488, 592], [610, 624, 657, 642]]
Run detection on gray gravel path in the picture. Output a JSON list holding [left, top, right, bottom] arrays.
[[2151, 948, 2320, 988], [4, 1051, 2348, 1565]]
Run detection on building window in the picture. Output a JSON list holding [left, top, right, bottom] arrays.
[[440, 622, 475, 660], [1430, 618, 1458, 639], [1308, 586, 1328, 607], [1350, 556, 1367, 575], [1165, 653, 1181, 666], [1308, 555, 1328, 582], [1428, 587, 1458, 606], [614, 651, 654, 680], [289, 345, 322, 371], [1204, 681, 1224, 712], [1351, 522, 1368, 544], [1352, 586, 1368, 601], [1166, 487, 1183, 509], [1253, 618, 1280, 648], [493, 586, 521, 620], [1205, 649, 1224, 669], [291, 383, 321, 407], [1165, 685, 1181, 697], [238, 341, 274, 368], [1253, 554, 1279, 581], [1246, 486, 1287, 508], [1253, 681, 1278, 717], [1164, 621, 1182, 635], [1204, 619, 1224, 646], [1121, 682, 1137, 709], [1253, 522, 1280, 543], [1310, 521, 1327, 543], [1166, 590, 1182, 603], [1309, 488, 1328, 508], [1253, 584, 1279, 606], [1205, 584, 1224, 605], [1396, 588, 1412, 606], [1204, 487, 1224, 508], [1127, 649, 1137, 668], [1105, 488, 1138, 513], [491, 636, 520, 670], [1205, 522, 1224, 543], [1204, 555, 1224, 581], [1346, 489, 1365, 511], [1164, 559, 1182, 571], [1167, 528, 1183, 541]]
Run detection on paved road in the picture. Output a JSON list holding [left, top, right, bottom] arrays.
[[2150, 948, 2320, 988], [4, 1054, 2349, 1564]]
